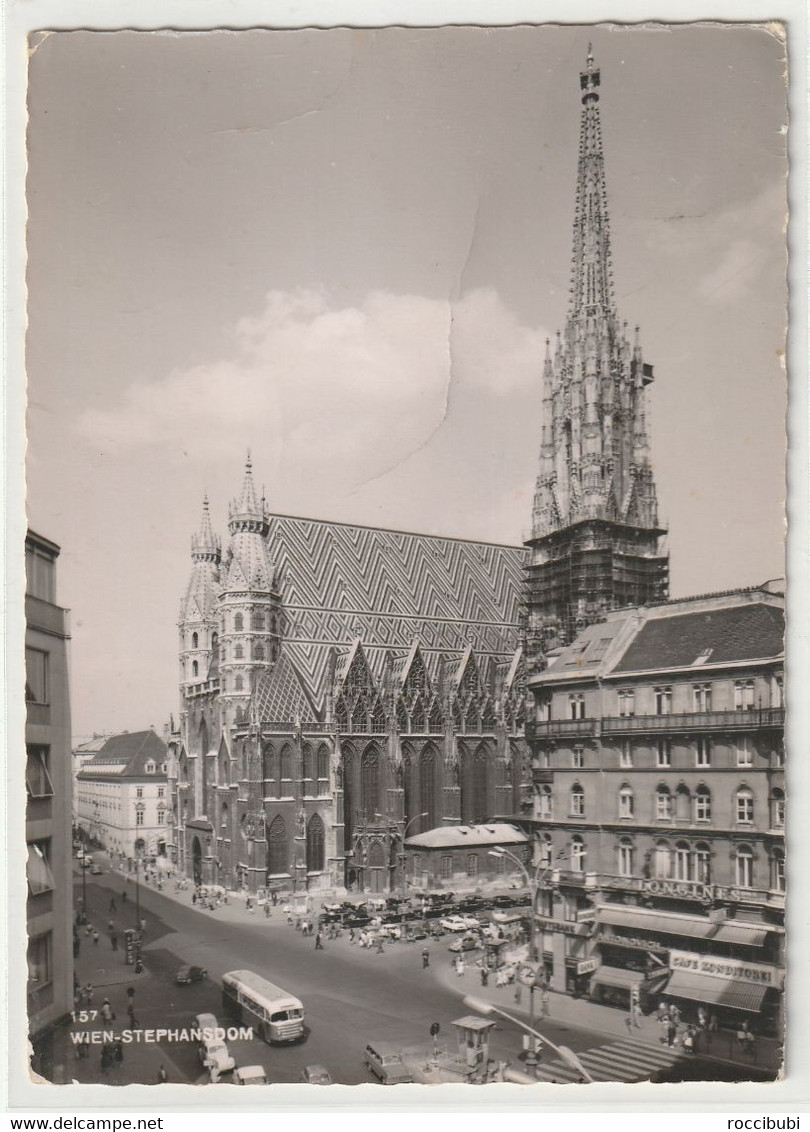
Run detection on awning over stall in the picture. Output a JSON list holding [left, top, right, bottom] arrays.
[[591, 966, 646, 991]]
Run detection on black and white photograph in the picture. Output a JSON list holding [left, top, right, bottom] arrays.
[[18, 18, 791, 1096]]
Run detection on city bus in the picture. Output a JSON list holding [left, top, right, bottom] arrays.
[[221, 970, 306, 1045]]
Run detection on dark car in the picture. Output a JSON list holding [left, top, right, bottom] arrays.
[[457, 895, 487, 911], [491, 895, 517, 908], [343, 912, 372, 928], [89, 864, 103, 875], [175, 964, 208, 985]]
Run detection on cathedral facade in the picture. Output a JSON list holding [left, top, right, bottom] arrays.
[[169, 463, 530, 895]]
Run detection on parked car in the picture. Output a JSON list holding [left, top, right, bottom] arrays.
[[89, 864, 103, 875], [234, 1066, 268, 1085], [363, 1042, 414, 1085], [343, 912, 372, 928], [176, 964, 208, 985], [448, 933, 481, 953], [301, 1063, 333, 1085], [457, 895, 487, 911], [404, 923, 427, 940], [491, 895, 517, 908], [194, 1012, 219, 1034], [439, 916, 470, 932]]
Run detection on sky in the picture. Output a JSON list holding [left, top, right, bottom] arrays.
[[23, 24, 788, 742]]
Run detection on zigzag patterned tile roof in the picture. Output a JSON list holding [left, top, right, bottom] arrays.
[[268, 513, 525, 710]]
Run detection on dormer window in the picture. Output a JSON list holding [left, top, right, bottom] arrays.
[[145, 761, 155, 774]]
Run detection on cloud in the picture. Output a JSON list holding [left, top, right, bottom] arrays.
[[78, 287, 548, 493]]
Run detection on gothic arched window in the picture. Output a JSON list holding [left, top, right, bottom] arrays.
[[191, 631, 199, 649], [316, 745, 329, 794], [302, 744, 314, 787], [234, 675, 243, 691], [254, 643, 265, 661], [419, 746, 438, 833], [306, 813, 325, 873], [267, 815, 288, 876], [280, 744, 293, 784], [192, 660, 199, 678], [361, 746, 382, 820], [234, 613, 243, 632]]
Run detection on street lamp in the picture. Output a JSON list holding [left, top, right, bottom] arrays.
[[488, 843, 575, 1045], [462, 995, 594, 1083]]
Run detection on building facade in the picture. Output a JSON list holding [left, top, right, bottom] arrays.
[[76, 730, 169, 859], [525, 586, 785, 1033], [169, 463, 531, 895], [523, 49, 668, 665], [25, 531, 74, 1061], [404, 824, 530, 892]]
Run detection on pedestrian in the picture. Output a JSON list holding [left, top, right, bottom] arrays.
[[100, 1044, 113, 1073], [192, 892, 197, 905], [625, 1014, 634, 1035], [349, 928, 356, 944], [632, 1001, 642, 1027], [100, 999, 114, 1023], [457, 957, 466, 978], [657, 1000, 667, 1022], [480, 966, 489, 988], [113, 1038, 124, 1063], [107, 919, 114, 933], [667, 1020, 677, 1048], [264, 903, 271, 919], [122, 889, 127, 903], [683, 1028, 695, 1055], [139, 918, 146, 933], [376, 937, 384, 954], [127, 1005, 138, 1028], [85, 923, 93, 937], [157, 1064, 168, 1084], [669, 1003, 680, 1027], [111, 933, 118, 951], [514, 982, 521, 1004], [541, 989, 551, 1019], [92, 930, 100, 946], [422, 947, 430, 969], [287, 912, 293, 925], [126, 986, 135, 1011], [84, 982, 94, 1007], [109, 897, 117, 914], [315, 931, 324, 950]]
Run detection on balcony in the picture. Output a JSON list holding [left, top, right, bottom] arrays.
[[26, 594, 70, 638], [602, 708, 784, 735], [527, 718, 598, 742]]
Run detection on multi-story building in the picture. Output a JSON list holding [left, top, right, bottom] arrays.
[[526, 584, 785, 1034], [71, 734, 107, 831], [169, 463, 530, 895], [25, 531, 73, 1069], [76, 730, 169, 860]]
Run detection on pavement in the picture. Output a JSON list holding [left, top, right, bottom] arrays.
[[46, 856, 780, 1088]]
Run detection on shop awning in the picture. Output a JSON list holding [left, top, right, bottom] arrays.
[[665, 971, 768, 1013], [591, 965, 646, 990], [710, 923, 768, 948], [597, 905, 714, 939]]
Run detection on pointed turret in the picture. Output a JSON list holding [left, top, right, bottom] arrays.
[[191, 495, 221, 563], [524, 50, 669, 656], [179, 496, 222, 689]]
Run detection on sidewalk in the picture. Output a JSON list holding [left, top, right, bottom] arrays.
[[432, 956, 782, 1078]]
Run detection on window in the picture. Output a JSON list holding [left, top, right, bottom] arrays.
[[235, 675, 244, 692], [145, 761, 155, 774], [572, 745, 585, 769], [618, 838, 634, 877], [27, 841, 54, 895], [736, 788, 754, 825], [136, 787, 143, 799], [570, 837, 586, 872], [692, 683, 712, 712], [674, 841, 691, 881], [618, 689, 635, 717], [654, 840, 672, 879], [233, 613, 243, 632], [569, 694, 586, 720], [441, 855, 452, 879], [619, 741, 633, 768], [317, 745, 330, 794], [136, 809, 145, 827], [734, 680, 755, 711], [254, 643, 265, 661], [771, 849, 785, 893], [158, 787, 164, 799], [696, 738, 712, 768], [27, 933, 52, 993], [251, 612, 265, 631], [570, 784, 585, 817], [536, 695, 551, 722], [26, 746, 53, 798], [618, 786, 634, 820], [735, 845, 754, 888], [493, 853, 506, 875], [191, 631, 199, 649], [537, 785, 552, 820], [695, 843, 711, 884], [306, 814, 325, 873], [466, 853, 478, 877], [25, 648, 49, 704], [234, 644, 244, 659], [656, 786, 672, 821], [694, 786, 712, 822], [157, 809, 165, 825], [772, 677, 784, 709], [654, 686, 672, 715], [770, 788, 785, 829], [656, 738, 672, 767], [736, 738, 753, 767]]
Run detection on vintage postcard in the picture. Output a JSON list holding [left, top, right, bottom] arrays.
[[18, 19, 791, 1101]]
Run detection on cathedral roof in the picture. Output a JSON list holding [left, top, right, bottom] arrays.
[[265, 513, 524, 711], [250, 652, 318, 724]]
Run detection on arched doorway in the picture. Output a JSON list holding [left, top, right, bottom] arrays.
[[367, 840, 386, 893], [191, 836, 203, 885]]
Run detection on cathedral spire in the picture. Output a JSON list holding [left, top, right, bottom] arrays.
[[568, 47, 615, 330], [191, 494, 221, 563], [229, 450, 269, 537]]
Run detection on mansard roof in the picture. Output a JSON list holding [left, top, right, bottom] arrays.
[[265, 513, 524, 712], [77, 729, 168, 779], [612, 600, 785, 674]]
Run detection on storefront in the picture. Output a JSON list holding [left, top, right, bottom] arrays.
[[662, 949, 783, 1036]]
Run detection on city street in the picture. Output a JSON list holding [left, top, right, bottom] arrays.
[[62, 862, 775, 1088]]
